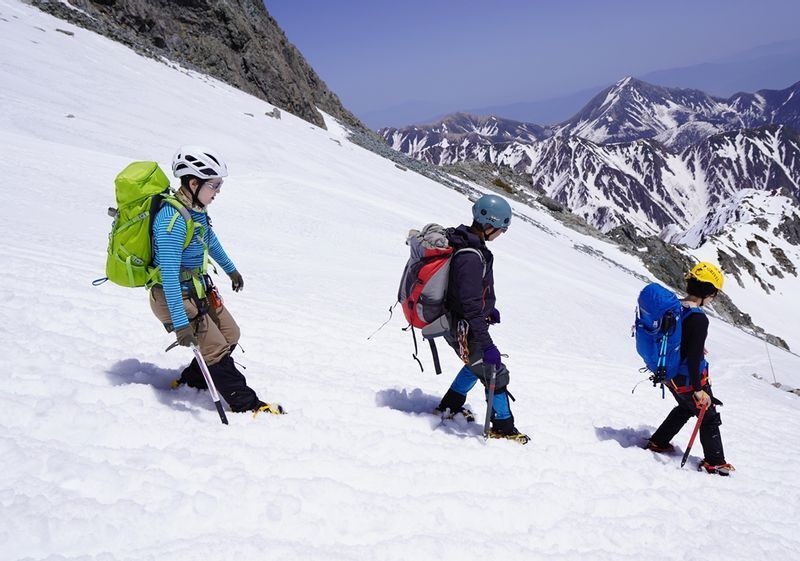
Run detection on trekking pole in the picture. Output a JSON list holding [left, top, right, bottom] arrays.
[[764, 339, 778, 385], [680, 404, 708, 468], [483, 364, 497, 440], [190, 344, 229, 425]]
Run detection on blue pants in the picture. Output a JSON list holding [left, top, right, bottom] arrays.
[[449, 365, 512, 420]]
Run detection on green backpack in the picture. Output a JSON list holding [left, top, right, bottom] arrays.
[[105, 161, 195, 287]]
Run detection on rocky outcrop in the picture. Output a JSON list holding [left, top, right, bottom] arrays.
[[607, 224, 789, 350], [775, 213, 800, 246], [29, 0, 365, 131], [441, 160, 538, 197]]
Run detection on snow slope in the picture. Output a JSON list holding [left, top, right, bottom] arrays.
[[1, 2, 800, 560]]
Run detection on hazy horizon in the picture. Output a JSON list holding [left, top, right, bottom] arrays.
[[268, 1, 800, 128]]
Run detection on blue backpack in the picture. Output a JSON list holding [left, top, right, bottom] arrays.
[[634, 283, 703, 386]]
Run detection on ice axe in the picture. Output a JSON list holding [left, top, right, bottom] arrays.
[[483, 363, 497, 440], [680, 403, 708, 468], [190, 343, 229, 425]]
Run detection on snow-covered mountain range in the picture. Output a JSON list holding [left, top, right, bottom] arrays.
[[526, 124, 800, 235], [381, 78, 800, 157], [380, 79, 800, 322], [556, 77, 800, 149]]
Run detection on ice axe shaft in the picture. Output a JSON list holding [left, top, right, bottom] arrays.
[[190, 343, 229, 425], [483, 364, 497, 440], [680, 404, 707, 468]]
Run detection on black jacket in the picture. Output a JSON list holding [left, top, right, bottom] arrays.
[[681, 311, 709, 390], [446, 225, 496, 351]]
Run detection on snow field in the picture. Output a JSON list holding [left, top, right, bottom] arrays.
[[1, 2, 800, 560]]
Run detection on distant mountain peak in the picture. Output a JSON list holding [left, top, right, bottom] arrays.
[[380, 78, 800, 243]]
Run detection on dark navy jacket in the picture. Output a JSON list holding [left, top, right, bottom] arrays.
[[446, 225, 496, 351]]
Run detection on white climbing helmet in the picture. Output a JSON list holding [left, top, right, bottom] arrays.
[[172, 145, 229, 179]]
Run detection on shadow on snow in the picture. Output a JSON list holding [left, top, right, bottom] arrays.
[[595, 425, 701, 465], [106, 358, 215, 415], [376, 387, 483, 439], [594, 425, 654, 448]]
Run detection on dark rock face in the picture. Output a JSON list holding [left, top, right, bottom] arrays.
[[440, 160, 537, 198], [770, 247, 797, 276], [775, 213, 800, 246], [608, 225, 695, 291], [717, 248, 775, 293], [30, 0, 365, 131]]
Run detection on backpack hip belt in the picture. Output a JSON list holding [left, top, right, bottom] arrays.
[[670, 369, 709, 394]]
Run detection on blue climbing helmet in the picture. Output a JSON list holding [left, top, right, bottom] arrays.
[[472, 194, 512, 229]]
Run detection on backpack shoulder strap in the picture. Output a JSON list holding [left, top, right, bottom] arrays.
[[162, 196, 197, 249], [681, 305, 706, 321], [453, 247, 487, 277]]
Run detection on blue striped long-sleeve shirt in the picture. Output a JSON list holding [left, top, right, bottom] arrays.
[[153, 203, 237, 329]]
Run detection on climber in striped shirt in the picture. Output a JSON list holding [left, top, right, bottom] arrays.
[[149, 145, 284, 416]]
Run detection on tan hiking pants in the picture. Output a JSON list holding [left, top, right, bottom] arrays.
[[149, 286, 240, 366]]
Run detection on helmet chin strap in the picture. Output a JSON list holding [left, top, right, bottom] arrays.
[[190, 181, 206, 209], [484, 225, 501, 240]]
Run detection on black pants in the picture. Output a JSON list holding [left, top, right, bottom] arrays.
[[180, 352, 261, 413], [650, 379, 725, 465]]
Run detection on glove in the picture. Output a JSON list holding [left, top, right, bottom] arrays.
[[487, 309, 501, 324], [175, 324, 197, 347], [229, 270, 244, 292], [693, 390, 711, 409], [482, 344, 503, 367]]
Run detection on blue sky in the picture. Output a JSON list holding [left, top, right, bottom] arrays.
[[268, 0, 800, 125]]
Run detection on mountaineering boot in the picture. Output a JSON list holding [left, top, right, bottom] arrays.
[[207, 355, 260, 412], [436, 388, 468, 415], [699, 460, 735, 476], [488, 417, 530, 445], [644, 440, 675, 454], [253, 401, 286, 416], [171, 358, 209, 391], [488, 427, 530, 445], [434, 405, 476, 423]]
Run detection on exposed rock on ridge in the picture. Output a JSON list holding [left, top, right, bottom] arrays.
[[29, 0, 365, 131]]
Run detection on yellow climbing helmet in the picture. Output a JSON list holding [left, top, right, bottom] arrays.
[[687, 262, 724, 291]]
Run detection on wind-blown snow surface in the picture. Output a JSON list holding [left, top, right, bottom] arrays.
[[1, 2, 800, 560]]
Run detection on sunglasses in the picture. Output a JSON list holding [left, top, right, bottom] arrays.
[[202, 178, 224, 192]]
